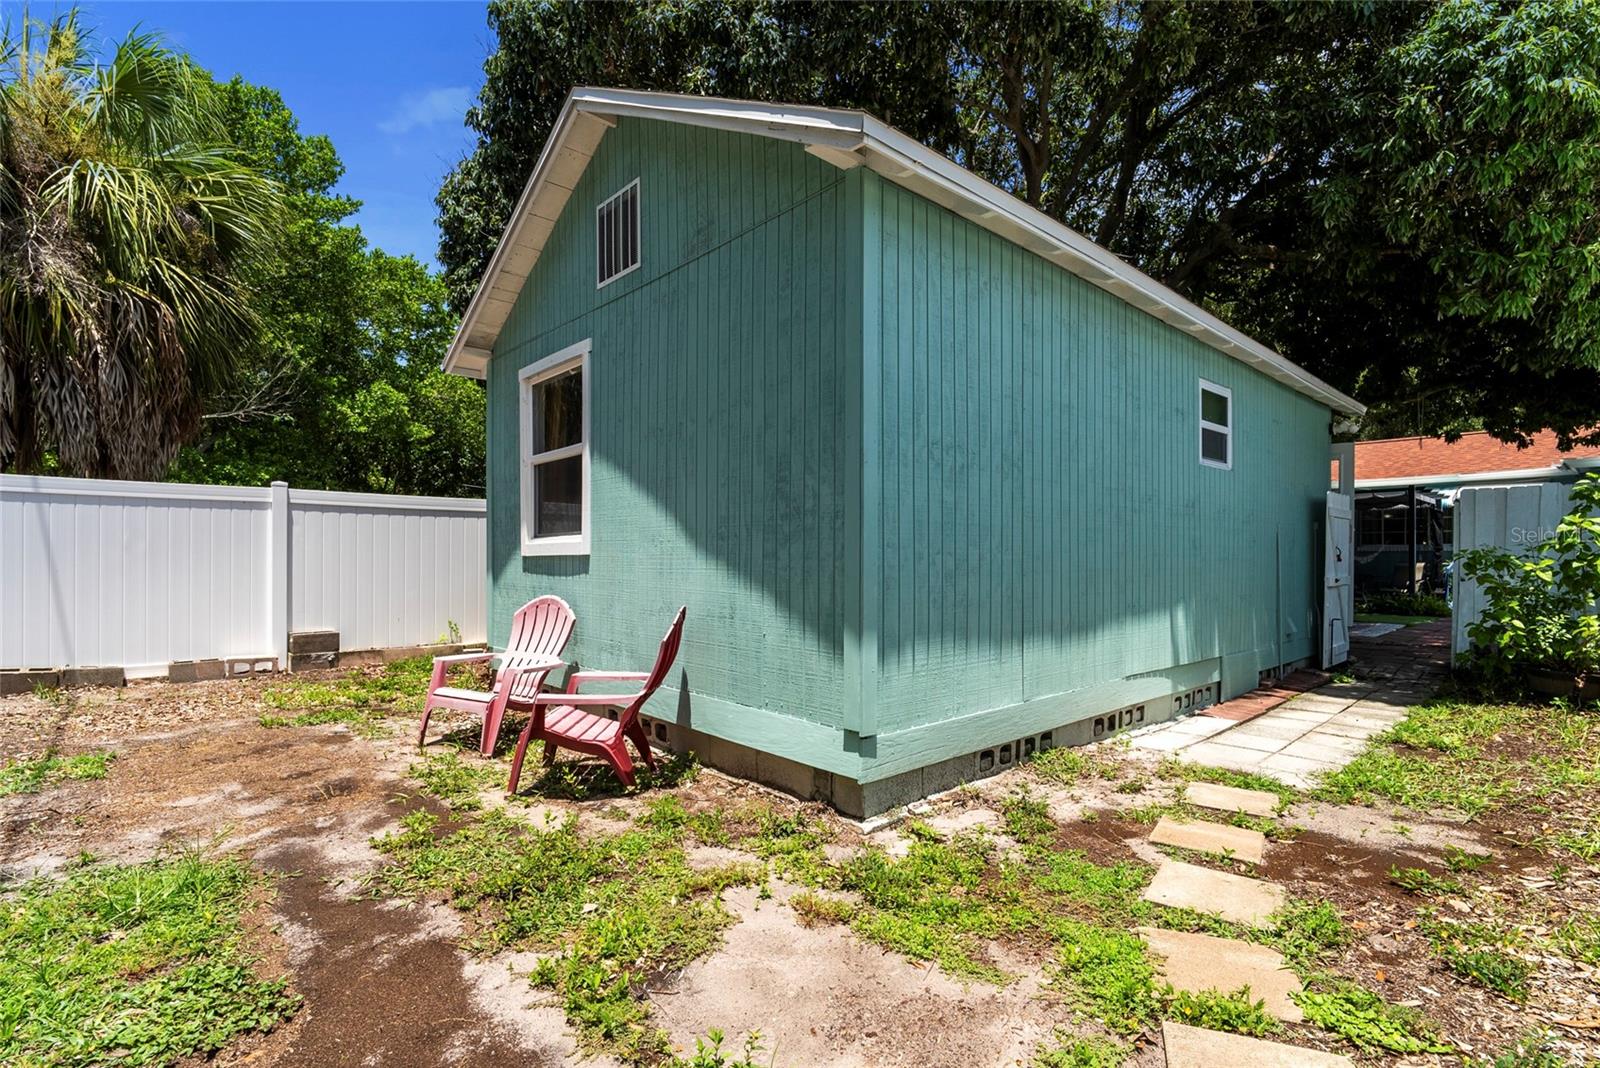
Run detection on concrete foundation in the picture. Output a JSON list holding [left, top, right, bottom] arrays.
[[640, 682, 1201, 819]]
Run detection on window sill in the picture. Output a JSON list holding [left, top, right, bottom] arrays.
[[522, 535, 590, 557]]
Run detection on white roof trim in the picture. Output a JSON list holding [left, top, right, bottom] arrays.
[[1355, 466, 1575, 490], [443, 88, 1365, 415]]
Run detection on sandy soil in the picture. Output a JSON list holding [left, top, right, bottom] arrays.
[[2, 660, 1596, 1066]]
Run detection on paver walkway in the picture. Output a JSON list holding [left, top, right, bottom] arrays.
[[1162, 1021, 1353, 1067], [1127, 621, 1449, 787]]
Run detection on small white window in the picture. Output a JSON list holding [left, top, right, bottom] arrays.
[[519, 340, 591, 555], [596, 179, 640, 287], [1199, 379, 1232, 470]]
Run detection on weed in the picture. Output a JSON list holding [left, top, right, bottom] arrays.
[[0, 749, 114, 795], [1029, 747, 1108, 785], [1263, 900, 1352, 972], [1031, 1030, 1127, 1068], [1388, 866, 1464, 897], [1444, 846, 1494, 872], [1471, 1032, 1564, 1067], [1001, 793, 1056, 846], [1163, 986, 1278, 1036], [1050, 920, 1159, 1034], [0, 853, 298, 1066], [1291, 977, 1451, 1054], [1552, 912, 1600, 965], [373, 806, 760, 1063], [1424, 915, 1532, 1002], [839, 834, 1014, 982], [788, 891, 855, 927], [410, 749, 504, 811], [261, 655, 447, 733], [514, 750, 701, 801], [670, 1029, 770, 1068]]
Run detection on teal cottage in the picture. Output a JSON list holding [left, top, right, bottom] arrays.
[[443, 89, 1365, 816]]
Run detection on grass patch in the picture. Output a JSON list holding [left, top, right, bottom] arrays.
[[1292, 977, 1451, 1053], [0, 750, 113, 795], [1029, 747, 1112, 786], [1423, 914, 1532, 1002], [1388, 866, 1464, 897], [1315, 696, 1600, 828], [373, 804, 760, 1063], [410, 749, 505, 811], [1163, 986, 1278, 1036], [261, 655, 452, 734], [1050, 920, 1159, 1034], [0, 853, 298, 1066], [1031, 1030, 1127, 1067]]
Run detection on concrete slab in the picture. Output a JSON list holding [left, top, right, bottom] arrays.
[[1257, 753, 1340, 786], [1149, 817, 1266, 864], [1279, 735, 1368, 763], [1136, 927, 1302, 1021], [1206, 730, 1293, 754], [1161, 1021, 1353, 1067], [1281, 694, 1355, 714], [1182, 782, 1279, 818], [1176, 742, 1272, 772], [1258, 708, 1334, 725], [1140, 860, 1285, 926], [1224, 718, 1311, 743], [1305, 717, 1384, 740]]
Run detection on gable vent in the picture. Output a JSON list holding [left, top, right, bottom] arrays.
[[596, 179, 640, 287]]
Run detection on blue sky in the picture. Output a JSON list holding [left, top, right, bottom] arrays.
[[58, 1, 495, 268]]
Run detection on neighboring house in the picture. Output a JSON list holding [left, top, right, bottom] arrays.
[[1353, 432, 1600, 592], [442, 88, 1364, 816]]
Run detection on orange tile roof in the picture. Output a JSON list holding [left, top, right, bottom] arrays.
[[1355, 430, 1600, 482]]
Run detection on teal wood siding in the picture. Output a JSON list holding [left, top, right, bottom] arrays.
[[486, 119, 852, 729], [865, 172, 1328, 738]]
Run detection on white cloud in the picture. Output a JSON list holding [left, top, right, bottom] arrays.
[[378, 86, 472, 135]]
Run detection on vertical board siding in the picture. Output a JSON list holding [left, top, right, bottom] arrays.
[[868, 174, 1329, 734], [1451, 483, 1573, 657], [0, 475, 486, 672], [486, 120, 850, 726]]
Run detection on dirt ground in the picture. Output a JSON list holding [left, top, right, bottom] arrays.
[[2, 667, 1596, 1067]]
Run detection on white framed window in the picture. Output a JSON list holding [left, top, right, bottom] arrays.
[[596, 179, 640, 288], [519, 339, 591, 555], [1199, 379, 1232, 470]]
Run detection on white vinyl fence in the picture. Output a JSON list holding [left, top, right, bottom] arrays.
[[1451, 482, 1572, 658], [0, 474, 485, 677]]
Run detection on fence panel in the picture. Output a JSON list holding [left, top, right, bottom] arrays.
[[1451, 482, 1571, 658], [288, 488, 486, 652], [0, 475, 485, 676]]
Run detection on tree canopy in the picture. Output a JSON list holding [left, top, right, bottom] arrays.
[[0, 15, 282, 477], [437, 0, 1600, 445], [172, 79, 484, 496]]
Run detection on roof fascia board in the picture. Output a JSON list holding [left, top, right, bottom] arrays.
[[1355, 467, 1568, 490]]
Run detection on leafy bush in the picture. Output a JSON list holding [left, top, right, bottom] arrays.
[[1459, 473, 1600, 683]]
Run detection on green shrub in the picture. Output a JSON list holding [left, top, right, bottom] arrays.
[[1458, 473, 1600, 686], [1357, 590, 1451, 618]]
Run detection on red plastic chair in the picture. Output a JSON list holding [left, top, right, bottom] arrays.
[[506, 606, 686, 793], [417, 595, 576, 756]]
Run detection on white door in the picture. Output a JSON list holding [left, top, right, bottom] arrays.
[[1323, 490, 1353, 667]]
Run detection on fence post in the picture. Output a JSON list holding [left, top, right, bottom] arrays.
[[270, 481, 290, 671]]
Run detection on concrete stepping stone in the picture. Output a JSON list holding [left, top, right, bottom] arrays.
[[1141, 860, 1285, 927], [1162, 1021, 1352, 1067], [1183, 782, 1278, 817], [1149, 817, 1266, 864], [1137, 927, 1302, 1021]]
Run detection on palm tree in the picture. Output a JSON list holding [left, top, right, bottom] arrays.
[[0, 12, 281, 478]]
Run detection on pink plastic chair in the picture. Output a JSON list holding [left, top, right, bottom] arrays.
[[417, 595, 576, 756], [506, 606, 686, 793]]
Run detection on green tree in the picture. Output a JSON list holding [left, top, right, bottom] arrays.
[[437, 0, 1600, 445], [174, 80, 484, 496], [0, 14, 282, 477]]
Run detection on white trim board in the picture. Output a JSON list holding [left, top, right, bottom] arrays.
[[442, 87, 1365, 418]]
